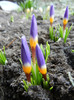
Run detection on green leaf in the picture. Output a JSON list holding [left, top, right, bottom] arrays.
[[0, 47, 7, 65], [45, 42, 50, 63], [47, 74, 50, 81], [59, 26, 63, 38], [31, 65, 36, 82], [71, 50, 74, 53], [19, 58, 23, 65], [49, 26, 59, 42], [42, 74, 50, 89], [40, 44, 45, 58], [36, 62, 42, 85], [40, 42, 50, 63], [19, 1, 25, 11], [49, 27, 54, 40], [31, 61, 42, 85], [10, 16, 14, 22], [23, 80, 28, 92], [49, 86, 53, 90], [64, 25, 72, 43], [25, 0, 33, 9]]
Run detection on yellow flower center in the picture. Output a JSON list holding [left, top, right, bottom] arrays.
[[63, 19, 68, 25], [30, 38, 38, 48], [38, 67, 47, 74], [23, 66, 31, 74], [50, 17, 54, 24]]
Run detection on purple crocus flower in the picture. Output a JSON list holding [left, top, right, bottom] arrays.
[[64, 6, 69, 20], [30, 14, 38, 63], [63, 6, 69, 30], [36, 44, 45, 68], [50, 5, 54, 17], [21, 35, 31, 66], [50, 5, 54, 25], [36, 44, 47, 77], [21, 35, 31, 82], [30, 14, 38, 39]]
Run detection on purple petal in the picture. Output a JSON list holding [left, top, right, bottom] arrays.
[[36, 44, 45, 68], [21, 36, 31, 65], [30, 14, 38, 39], [50, 5, 54, 17], [64, 6, 69, 19]]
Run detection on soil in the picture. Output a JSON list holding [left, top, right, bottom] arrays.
[[0, 10, 74, 100]]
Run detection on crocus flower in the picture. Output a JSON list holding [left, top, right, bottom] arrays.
[[26, 8, 30, 14], [46, 6, 50, 12], [21, 35, 31, 82], [30, 14, 38, 63], [63, 6, 69, 30], [36, 44, 47, 80], [31, 7, 33, 12], [50, 5, 54, 26], [39, 7, 43, 13]]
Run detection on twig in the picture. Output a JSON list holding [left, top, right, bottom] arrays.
[[5, 38, 16, 49], [1, 38, 16, 51]]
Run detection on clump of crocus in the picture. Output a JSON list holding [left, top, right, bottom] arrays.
[[21, 14, 52, 91], [63, 6, 69, 30], [30, 14, 38, 63], [50, 5, 54, 26], [36, 44, 47, 80], [21, 36, 31, 82]]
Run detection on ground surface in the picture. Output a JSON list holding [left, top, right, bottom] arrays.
[[0, 10, 74, 100]]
